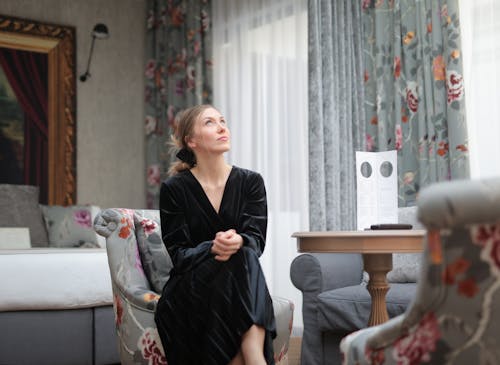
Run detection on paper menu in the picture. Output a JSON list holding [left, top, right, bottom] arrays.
[[356, 150, 398, 231]]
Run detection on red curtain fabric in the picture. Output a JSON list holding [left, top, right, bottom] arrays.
[[0, 48, 48, 203]]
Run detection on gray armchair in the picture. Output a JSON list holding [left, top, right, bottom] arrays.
[[341, 178, 500, 364], [290, 208, 422, 365], [95, 208, 294, 365]]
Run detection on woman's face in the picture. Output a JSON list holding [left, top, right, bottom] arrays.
[[187, 107, 231, 156]]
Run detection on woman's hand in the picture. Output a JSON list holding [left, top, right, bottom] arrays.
[[211, 229, 243, 261]]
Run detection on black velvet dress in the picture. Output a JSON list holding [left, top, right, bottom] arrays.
[[154, 166, 276, 365]]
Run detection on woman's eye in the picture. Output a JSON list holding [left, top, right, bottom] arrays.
[[205, 120, 214, 125]]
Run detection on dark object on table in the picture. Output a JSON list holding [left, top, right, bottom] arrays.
[[370, 223, 413, 230]]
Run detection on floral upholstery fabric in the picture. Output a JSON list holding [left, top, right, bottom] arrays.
[[341, 178, 500, 364], [95, 208, 294, 365], [133, 210, 172, 293]]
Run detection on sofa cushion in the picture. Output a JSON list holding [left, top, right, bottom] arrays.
[[133, 210, 173, 293], [0, 249, 112, 310], [317, 283, 417, 333], [363, 253, 423, 283], [0, 184, 48, 247], [40, 205, 103, 248], [387, 253, 422, 282], [388, 206, 424, 283]]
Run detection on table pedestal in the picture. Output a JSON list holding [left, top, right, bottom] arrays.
[[363, 253, 392, 326]]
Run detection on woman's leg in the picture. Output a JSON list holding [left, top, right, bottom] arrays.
[[228, 351, 245, 365], [241, 325, 266, 365]]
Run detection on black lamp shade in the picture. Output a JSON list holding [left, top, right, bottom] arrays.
[[92, 23, 109, 39]]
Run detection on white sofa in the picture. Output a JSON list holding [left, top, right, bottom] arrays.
[[0, 184, 119, 364], [0, 248, 120, 365]]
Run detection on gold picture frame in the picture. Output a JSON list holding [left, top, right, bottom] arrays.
[[0, 14, 76, 205]]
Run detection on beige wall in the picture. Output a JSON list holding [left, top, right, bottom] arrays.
[[1, 0, 147, 208]]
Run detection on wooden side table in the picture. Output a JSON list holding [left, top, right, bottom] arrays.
[[292, 230, 425, 326]]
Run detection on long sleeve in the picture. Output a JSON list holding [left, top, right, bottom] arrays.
[[238, 172, 268, 257], [159, 179, 213, 273]]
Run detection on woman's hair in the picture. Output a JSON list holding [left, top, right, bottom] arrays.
[[168, 104, 214, 175]]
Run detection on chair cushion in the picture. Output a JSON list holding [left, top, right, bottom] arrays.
[[0, 184, 48, 247], [317, 283, 417, 333], [133, 210, 173, 293]]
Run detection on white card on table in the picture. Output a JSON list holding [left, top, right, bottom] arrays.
[[356, 150, 398, 231]]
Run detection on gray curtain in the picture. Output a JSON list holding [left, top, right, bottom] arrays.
[[308, 0, 366, 230]]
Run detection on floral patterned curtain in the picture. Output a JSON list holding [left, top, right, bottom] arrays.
[[145, 0, 213, 208], [362, 0, 469, 206]]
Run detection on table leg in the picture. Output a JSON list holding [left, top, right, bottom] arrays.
[[363, 253, 392, 326]]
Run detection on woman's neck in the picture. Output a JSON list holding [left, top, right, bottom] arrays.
[[191, 155, 231, 186]]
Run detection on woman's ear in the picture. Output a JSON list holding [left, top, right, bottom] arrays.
[[186, 136, 197, 149]]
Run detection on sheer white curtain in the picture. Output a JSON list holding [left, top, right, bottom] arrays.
[[460, 0, 500, 178], [212, 0, 308, 333]]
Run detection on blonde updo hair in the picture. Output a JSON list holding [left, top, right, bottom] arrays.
[[168, 104, 214, 176]]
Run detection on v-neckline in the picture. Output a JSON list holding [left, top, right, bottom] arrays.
[[187, 166, 235, 217]]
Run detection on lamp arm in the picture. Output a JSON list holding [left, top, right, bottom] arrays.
[[80, 35, 97, 81]]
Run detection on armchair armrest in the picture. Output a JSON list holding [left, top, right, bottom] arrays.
[[290, 253, 363, 365], [290, 253, 363, 294], [95, 208, 165, 362], [94, 209, 159, 312]]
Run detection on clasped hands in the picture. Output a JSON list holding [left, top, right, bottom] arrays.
[[211, 229, 243, 261]]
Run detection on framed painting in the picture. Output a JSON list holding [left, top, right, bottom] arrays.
[[0, 14, 76, 205]]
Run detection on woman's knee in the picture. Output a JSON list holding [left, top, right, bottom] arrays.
[[241, 325, 266, 364]]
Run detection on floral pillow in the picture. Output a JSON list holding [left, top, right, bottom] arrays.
[[133, 210, 173, 293], [40, 205, 102, 248]]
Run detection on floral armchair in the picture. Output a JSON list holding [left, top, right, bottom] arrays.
[[94, 208, 294, 365], [340, 178, 500, 364]]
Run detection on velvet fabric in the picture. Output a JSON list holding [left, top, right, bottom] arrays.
[[155, 166, 276, 365]]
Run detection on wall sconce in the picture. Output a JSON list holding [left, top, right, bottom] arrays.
[[79, 23, 109, 82]]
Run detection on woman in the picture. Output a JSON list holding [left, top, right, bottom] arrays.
[[154, 104, 276, 365]]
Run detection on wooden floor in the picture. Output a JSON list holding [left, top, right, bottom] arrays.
[[287, 337, 302, 365]]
